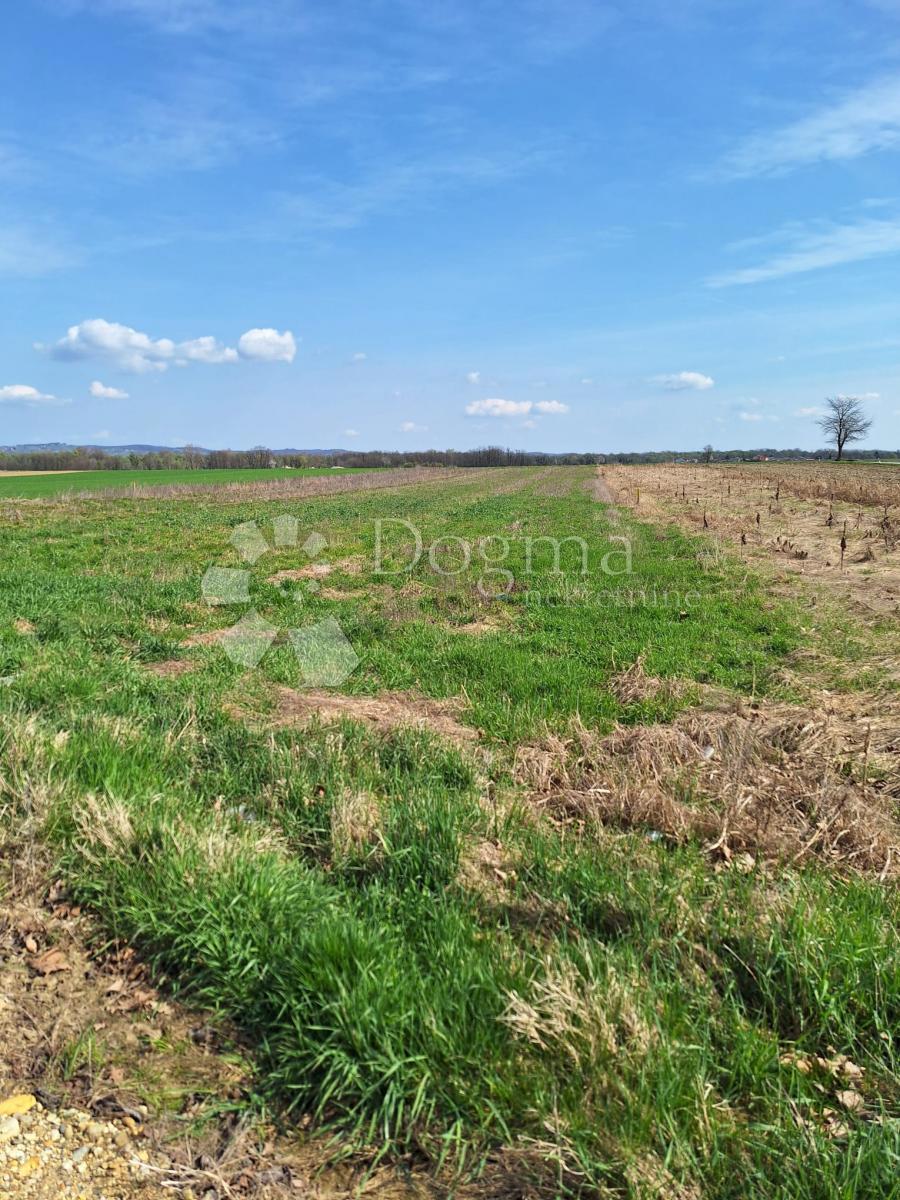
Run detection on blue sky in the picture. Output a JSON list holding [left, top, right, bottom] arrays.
[[2, 0, 900, 452]]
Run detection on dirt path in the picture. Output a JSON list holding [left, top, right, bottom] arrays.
[[592, 468, 617, 504]]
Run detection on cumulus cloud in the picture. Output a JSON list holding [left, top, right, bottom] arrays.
[[47, 319, 176, 373], [466, 397, 531, 416], [44, 318, 296, 372], [655, 371, 715, 391], [90, 380, 129, 399], [237, 327, 296, 362], [344, 428, 360, 437], [466, 371, 481, 384], [178, 336, 238, 364], [465, 397, 570, 417], [399, 420, 428, 432], [0, 384, 68, 406]]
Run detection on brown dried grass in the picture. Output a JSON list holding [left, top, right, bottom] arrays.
[[270, 686, 479, 745], [67, 466, 474, 503], [516, 702, 900, 875]]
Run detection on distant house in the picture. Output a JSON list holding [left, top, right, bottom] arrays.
[[752, 454, 769, 462]]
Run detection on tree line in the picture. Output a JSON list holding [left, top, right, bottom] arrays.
[[1, 443, 897, 473]]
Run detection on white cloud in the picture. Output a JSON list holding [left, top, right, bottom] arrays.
[[344, 428, 360, 438], [739, 411, 764, 421], [709, 217, 900, 286], [237, 327, 296, 363], [655, 371, 715, 391], [466, 371, 481, 384], [465, 396, 569, 417], [0, 384, 69, 407], [90, 380, 129, 399], [399, 420, 428, 432], [178, 336, 238, 364], [47, 319, 180, 373], [719, 77, 900, 179], [466, 397, 532, 417], [45, 318, 296, 372], [581, 377, 594, 385], [351, 351, 367, 362], [795, 406, 823, 417], [91, 429, 112, 439]]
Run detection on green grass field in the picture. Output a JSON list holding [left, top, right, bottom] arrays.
[[1, 465, 897, 1197], [0, 465, 347, 498]]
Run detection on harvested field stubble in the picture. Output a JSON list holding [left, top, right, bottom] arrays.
[[602, 462, 900, 617]]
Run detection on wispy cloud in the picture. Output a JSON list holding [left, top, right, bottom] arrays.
[[718, 76, 900, 178], [708, 216, 900, 286], [53, 0, 306, 36], [399, 420, 428, 433], [275, 142, 559, 236], [0, 224, 80, 277], [654, 371, 714, 391]]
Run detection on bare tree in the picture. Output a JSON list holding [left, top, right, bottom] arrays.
[[817, 395, 872, 460], [703, 444, 714, 464]]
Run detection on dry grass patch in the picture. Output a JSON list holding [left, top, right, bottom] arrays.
[[329, 791, 384, 867], [517, 702, 900, 875], [270, 686, 479, 745], [607, 655, 685, 706], [267, 563, 332, 583], [144, 658, 196, 678]]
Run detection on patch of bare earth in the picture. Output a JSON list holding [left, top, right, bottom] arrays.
[[267, 564, 331, 583], [270, 687, 478, 745], [143, 659, 195, 679], [517, 698, 900, 876], [591, 468, 617, 505]]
